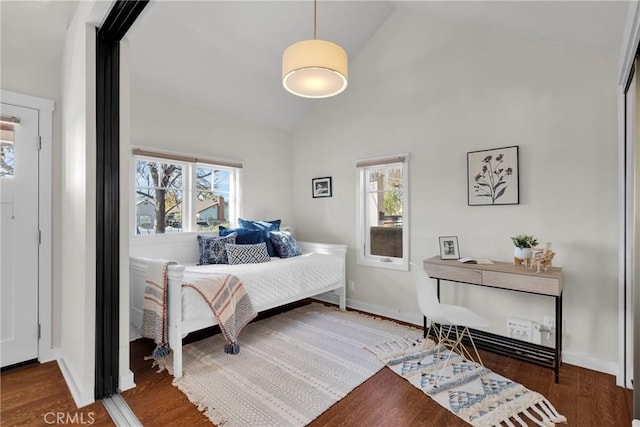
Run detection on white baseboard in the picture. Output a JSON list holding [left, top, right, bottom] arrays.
[[562, 351, 618, 376], [315, 296, 619, 377], [118, 369, 136, 392], [57, 355, 94, 408], [345, 298, 424, 326], [130, 307, 142, 332], [313, 293, 340, 306], [129, 323, 142, 342], [39, 347, 60, 364]]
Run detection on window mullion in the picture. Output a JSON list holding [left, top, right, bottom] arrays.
[[229, 169, 242, 227], [184, 163, 195, 232]]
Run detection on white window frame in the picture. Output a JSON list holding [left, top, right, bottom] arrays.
[[131, 149, 243, 236], [356, 153, 409, 271]]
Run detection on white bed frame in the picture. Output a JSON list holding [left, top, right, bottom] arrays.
[[130, 241, 347, 378]]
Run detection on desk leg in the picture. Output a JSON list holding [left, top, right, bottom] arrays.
[[555, 292, 563, 383], [436, 278, 440, 300]]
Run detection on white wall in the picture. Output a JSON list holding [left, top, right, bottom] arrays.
[[0, 2, 69, 350], [292, 11, 619, 370], [59, 0, 112, 407], [130, 90, 294, 227], [119, 39, 135, 392]]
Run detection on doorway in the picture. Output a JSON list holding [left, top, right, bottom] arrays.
[[0, 91, 54, 368], [1, 104, 39, 367]]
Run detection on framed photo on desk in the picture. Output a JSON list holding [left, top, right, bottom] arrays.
[[439, 236, 460, 259]]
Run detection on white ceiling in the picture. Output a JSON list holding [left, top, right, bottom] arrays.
[[127, 1, 395, 131], [128, 0, 630, 131], [1, 0, 79, 67], [0, 1, 631, 131]]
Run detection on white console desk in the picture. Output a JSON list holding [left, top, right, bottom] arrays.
[[423, 256, 563, 383]]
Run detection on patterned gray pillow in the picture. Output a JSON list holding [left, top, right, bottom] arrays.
[[269, 231, 302, 258], [225, 242, 271, 265], [197, 233, 237, 265]]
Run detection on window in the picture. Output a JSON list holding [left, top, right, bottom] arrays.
[[356, 154, 409, 270], [133, 149, 241, 235], [195, 166, 233, 231], [0, 119, 17, 177]]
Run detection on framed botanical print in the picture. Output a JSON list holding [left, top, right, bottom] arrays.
[[467, 146, 519, 206]]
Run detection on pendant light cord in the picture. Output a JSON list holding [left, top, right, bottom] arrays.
[[313, 0, 317, 40]]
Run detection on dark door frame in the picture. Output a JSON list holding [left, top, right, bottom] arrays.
[[95, 0, 148, 400]]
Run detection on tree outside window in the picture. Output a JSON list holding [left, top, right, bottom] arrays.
[[135, 159, 183, 234], [134, 155, 240, 235], [195, 166, 231, 231]]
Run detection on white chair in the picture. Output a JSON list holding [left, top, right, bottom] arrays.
[[410, 262, 489, 370]]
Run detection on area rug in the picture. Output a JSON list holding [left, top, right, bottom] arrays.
[[368, 338, 567, 427], [154, 303, 421, 426]]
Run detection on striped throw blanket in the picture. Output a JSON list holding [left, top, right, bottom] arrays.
[[183, 272, 257, 354], [142, 259, 176, 358]]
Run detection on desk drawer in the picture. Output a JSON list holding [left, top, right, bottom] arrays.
[[482, 271, 560, 296], [425, 264, 482, 285]]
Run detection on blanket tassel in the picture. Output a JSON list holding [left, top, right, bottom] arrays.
[[224, 343, 240, 355], [152, 343, 171, 358]]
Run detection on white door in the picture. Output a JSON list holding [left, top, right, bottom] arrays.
[[1, 103, 40, 367]]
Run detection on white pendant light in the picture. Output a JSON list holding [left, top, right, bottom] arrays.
[[282, 0, 348, 98]]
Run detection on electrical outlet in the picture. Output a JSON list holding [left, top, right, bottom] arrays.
[[543, 316, 555, 330], [348, 280, 355, 292], [507, 317, 532, 343], [531, 323, 542, 345]]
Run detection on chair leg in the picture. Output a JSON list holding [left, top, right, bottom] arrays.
[[423, 316, 427, 339], [464, 327, 484, 367], [431, 325, 488, 385], [446, 327, 482, 364], [434, 324, 458, 385]]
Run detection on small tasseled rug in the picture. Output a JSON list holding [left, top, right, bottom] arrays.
[[153, 303, 422, 426], [368, 338, 567, 427]]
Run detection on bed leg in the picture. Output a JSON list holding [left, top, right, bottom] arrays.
[[174, 347, 183, 378], [339, 287, 346, 311], [167, 265, 185, 379]]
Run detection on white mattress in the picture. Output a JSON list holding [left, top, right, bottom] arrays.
[[181, 253, 343, 322]]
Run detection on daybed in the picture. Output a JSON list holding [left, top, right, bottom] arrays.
[[130, 241, 347, 378]]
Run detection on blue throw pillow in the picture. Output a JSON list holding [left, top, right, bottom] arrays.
[[269, 231, 302, 258], [197, 233, 237, 265], [219, 226, 262, 245], [225, 242, 271, 265], [237, 218, 281, 257]]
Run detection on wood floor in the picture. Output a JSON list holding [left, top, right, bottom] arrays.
[[1, 326, 634, 426], [1, 361, 112, 426]]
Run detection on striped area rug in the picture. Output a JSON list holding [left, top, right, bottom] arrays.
[[154, 303, 422, 426]]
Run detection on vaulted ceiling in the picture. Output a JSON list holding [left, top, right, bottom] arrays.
[[127, 1, 630, 131], [1, 1, 631, 132]]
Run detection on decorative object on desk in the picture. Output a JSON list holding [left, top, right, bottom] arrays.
[[511, 233, 538, 267], [369, 338, 567, 427], [439, 236, 460, 259], [531, 242, 555, 273], [459, 257, 494, 265], [312, 176, 332, 198], [468, 146, 519, 206]]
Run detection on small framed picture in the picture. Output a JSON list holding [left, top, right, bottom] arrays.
[[312, 177, 332, 198], [439, 236, 460, 260]]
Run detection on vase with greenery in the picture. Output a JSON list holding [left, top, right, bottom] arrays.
[[511, 234, 538, 261]]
